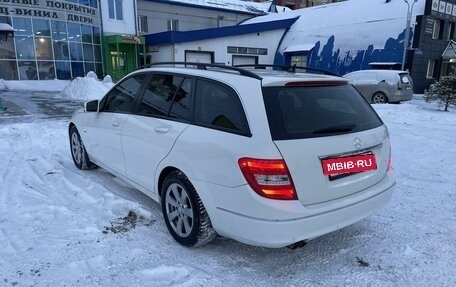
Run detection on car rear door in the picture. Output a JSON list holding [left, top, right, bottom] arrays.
[[355, 71, 378, 100], [262, 83, 391, 206], [121, 74, 192, 194]]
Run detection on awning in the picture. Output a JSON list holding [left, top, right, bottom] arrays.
[[105, 35, 145, 45], [0, 23, 14, 32], [283, 44, 315, 53], [442, 40, 456, 59]]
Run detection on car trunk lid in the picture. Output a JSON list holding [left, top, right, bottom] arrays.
[[274, 126, 390, 205], [262, 82, 390, 205]]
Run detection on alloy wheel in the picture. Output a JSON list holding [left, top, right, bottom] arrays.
[[164, 183, 194, 237], [71, 132, 82, 165]]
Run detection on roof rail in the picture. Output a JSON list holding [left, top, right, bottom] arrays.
[[234, 64, 341, 77], [138, 62, 262, 80]]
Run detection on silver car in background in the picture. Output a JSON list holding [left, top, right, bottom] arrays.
[[343, 70, 414, 104]]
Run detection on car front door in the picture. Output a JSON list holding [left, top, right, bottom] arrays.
[[82, 74, 146, 175], [121, 74, 192, 195]]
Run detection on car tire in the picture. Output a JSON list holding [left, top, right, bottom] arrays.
[[161, 171, 217, 247], [372, 92, 388, 104], [69, 126, 97, 170]]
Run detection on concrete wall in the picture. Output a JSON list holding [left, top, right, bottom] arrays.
[[137, 1, 255, 34], [101, 0, 136, 35], [149, 29, 284, 65]]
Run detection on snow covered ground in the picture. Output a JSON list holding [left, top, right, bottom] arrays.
[[0, 79, 455, 286]]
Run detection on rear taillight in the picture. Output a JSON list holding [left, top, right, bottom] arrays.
[[397, 82, 402, 90], [238, 158, 297, 200]]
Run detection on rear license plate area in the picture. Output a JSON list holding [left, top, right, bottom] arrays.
[[321, 153, 377, 181]]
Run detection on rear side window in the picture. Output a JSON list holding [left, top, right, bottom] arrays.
[[262, 84, 383, 140], [194, 80, 250, 135], [169, 78, 193, 121], [102, 74, 145, 112]]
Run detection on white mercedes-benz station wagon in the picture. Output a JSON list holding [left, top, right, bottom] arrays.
[[69, 63, 396, 248]]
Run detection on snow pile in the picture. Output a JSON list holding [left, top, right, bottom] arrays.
[[60, 72, 114, 101], [0, 79, 7, 90]]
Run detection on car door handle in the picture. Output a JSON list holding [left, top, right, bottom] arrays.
[[154, 127, 169, 134], [112, 120, 121, 127]]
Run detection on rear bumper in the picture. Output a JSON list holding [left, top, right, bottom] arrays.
[[194, 169, 396, 248], [391, 90, 413, 102]]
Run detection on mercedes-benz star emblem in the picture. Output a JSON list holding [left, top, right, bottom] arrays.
[[354, 137, 362, 150]]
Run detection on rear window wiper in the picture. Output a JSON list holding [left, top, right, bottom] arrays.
[[312, 123, 356, 134]]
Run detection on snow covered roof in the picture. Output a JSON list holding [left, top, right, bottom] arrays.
[[284, 44, 315, 52], [0, 23, 14, 32], [245, 0, 426, 25], [144, 0, 271, 15], [243, 0, 427, 52], [442, 40, 456, 59]]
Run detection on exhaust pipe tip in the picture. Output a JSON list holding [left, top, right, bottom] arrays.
[[286, 240, 307, 250]]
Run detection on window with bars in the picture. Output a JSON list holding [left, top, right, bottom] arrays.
[[291, 55, 308, 68]]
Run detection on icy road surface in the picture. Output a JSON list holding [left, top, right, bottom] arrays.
[[0, 98, 455, 286]]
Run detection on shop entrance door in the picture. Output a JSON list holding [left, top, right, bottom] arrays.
[[110, 51, 127, 72]]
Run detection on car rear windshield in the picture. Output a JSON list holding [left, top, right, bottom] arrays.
[[262, 84, 383, 140]]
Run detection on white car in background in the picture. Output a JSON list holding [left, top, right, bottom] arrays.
[[344, 70, 414, 104], [69, 63, 396, 248]]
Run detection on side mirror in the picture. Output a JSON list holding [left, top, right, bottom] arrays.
[[85, 100, 99, 112]]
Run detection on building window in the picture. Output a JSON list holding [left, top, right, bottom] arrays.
[[108, 0, 124, 21], [12, 17, 32, 36], [167, 19, 179, 31], [447, 22, 455, 40], [68, 23, 81, 42], [15, 36, 36, 59], [137, 16, 148, 33], [427, 59, 437, 78], [18, 61, 38, 80], [51, 21, 68, 41], [35, 37, 53, 60], [37, 61, 55, 80], [33, 19, 51, 37], [53, 41, 69, 60], [70, 42, 83, 61], [227, 46, 268, 55], [432, 19, 442, 40], [81, 25, 93, 43], [55, 61, 71, 79], [291, 55, 308, 68]]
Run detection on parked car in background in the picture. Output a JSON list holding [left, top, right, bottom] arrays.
[[69, 63, 396, 248], [343, 70, 414, 104]]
